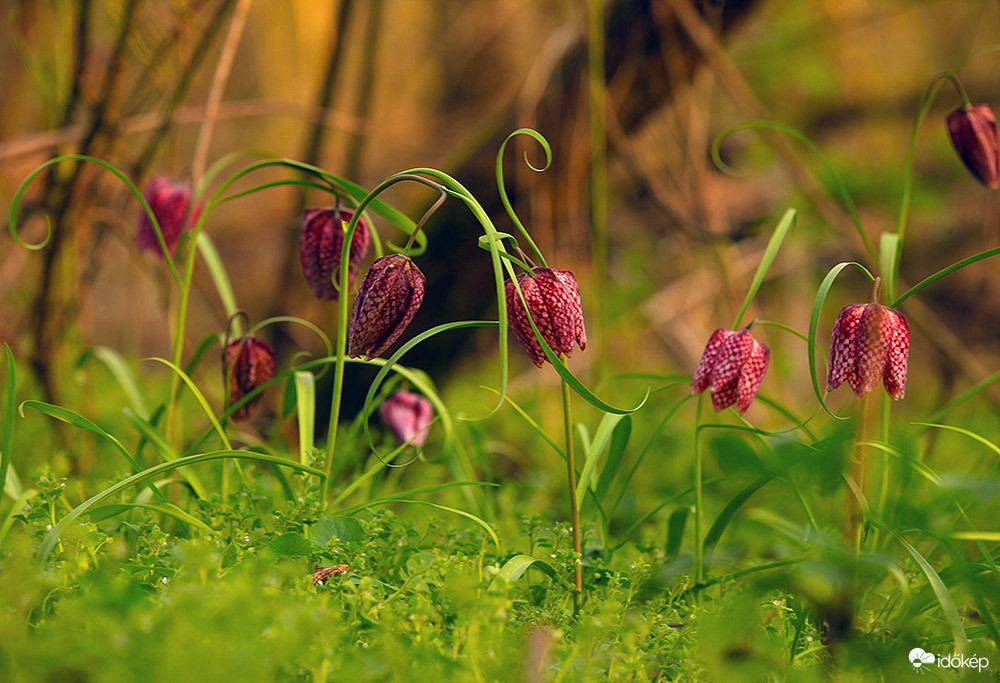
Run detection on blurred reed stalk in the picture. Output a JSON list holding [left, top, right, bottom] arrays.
[[23, 0, 238, 418], [268, 0, 354, 361], [344, 0, 384, 180], [30, 0, 140, 408], [166, 0, 252, 444], [585, 0, 608, 354]]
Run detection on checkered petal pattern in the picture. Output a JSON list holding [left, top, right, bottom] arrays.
[[225, 334, 276, 422], [690, 328, 770, 413], [348, 254, 426, 360], [505, 267, 587, 367], [300, 207, 370, 300], [136, 176, 201, 257], [827, 302, 909, 400]]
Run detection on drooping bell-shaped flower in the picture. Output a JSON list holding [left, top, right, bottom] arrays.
[[947, 104, 1000, 189], [300, 207, 371, 300], [380, 390, 433, 447], [505, 267, 586, 367], [827, 303, 909, 400], [348, 254, 425, 360], [690, 327, 770, 413], [136, 175, 201, 257], [224, 334, 276, 422]]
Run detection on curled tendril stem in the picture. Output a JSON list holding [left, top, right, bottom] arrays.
[[321, 171, 457, 503], [516, 246, 537, 270], [496, 128, 552, 269], [932, 70, 971, 107], [404, 180, 448, 253], [871, 276, 882, 304], [711, 122, 876, 264], [892, 70, 971, 300], [223, 311, 250, 347], [8, 154, 181, 284]]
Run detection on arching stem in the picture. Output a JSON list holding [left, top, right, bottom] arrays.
[[560, 357, 582, 612]]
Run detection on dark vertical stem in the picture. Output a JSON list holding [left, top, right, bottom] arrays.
[[61, 0, 93, 125], [304, 0, 355, 173], [31, 0, 143, 403], [267, 0, 353, 361], [561, 363, 582, 612], [132, 0, 239, 179], [343, 0, 384, 179]]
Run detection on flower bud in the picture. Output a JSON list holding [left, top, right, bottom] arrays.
[[505, 267, 587, 367], [135, 176, 200, 257], [348, 254, 425, 360], [380, 390, 433, 447], [827, 302, 909, 400], [225, 334, 276, 422], [947, 104, 1000, 189], [690, 328, 769, 413], [300, 207, 371, 300]]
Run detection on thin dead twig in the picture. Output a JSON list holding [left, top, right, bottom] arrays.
[[191, 0, 253, 184]]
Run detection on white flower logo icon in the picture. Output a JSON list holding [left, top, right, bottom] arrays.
[[910, 648, 935, 671]]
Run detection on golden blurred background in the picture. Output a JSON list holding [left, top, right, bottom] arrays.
[[2, 0, 1000, 423]]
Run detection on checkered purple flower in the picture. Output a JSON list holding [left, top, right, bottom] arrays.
[[348, 254, 426, 360], [225, 334, 276, 422], [690, 328, 770, 413], [947, 104, 1000, 189], [827, 303, 909, 400], [300, 207, 371, 300], [135, 176, 200, 257], [505, 268, 586, 367], [380, 391, 433, 447]]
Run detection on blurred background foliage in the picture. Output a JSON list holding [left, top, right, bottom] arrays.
[[1, 0, 1000, 499]]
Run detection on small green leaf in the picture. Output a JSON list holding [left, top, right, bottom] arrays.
[[595, 415, 631, 504], [491, 554, 558, 586], [703, 474, 775, 554], [310, 516, 364, 548], [576, 413, 628, 506], [732, 208, 796, 329], [807, 261, 875, 417], [267, 533, 315, 558], [665, 506, 690, 558], [295, 371, 316, 465], [196, 232, 239, 322], [1, 344, 15, 501]]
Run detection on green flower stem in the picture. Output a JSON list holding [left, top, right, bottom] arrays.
[[846, 393, 872, 554], [319, 173, 451, 504], [693, 394, 704, 583], [165, 213, 209, 444], [319, 282, 349, 505], [872, 392, 891, 549], [561, 359, 582, 612]]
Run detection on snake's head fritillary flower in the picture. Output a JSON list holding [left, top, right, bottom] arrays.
[[827, 303, 909, 400], [300, 207, 371, 300], [947, 104, 1000, 189], [348, 254, 426, 360], [690, 327, 770, 413], [505, 267, 586, 367], [136, 176, 201, 257], [380, 390, 433, 447], [225, 334, 276, 422]]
